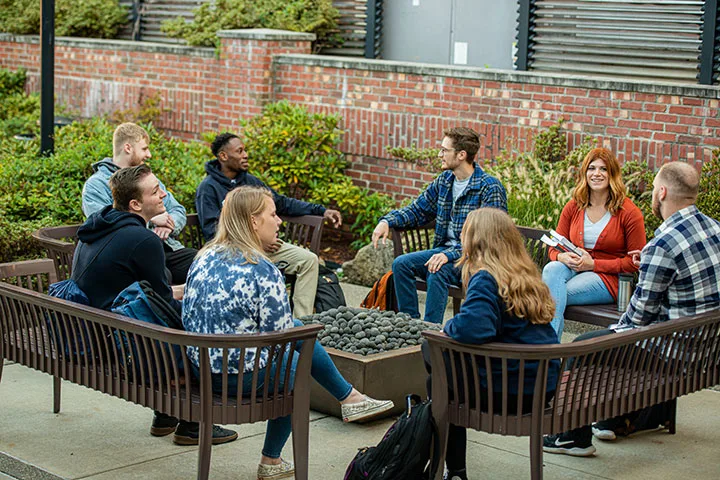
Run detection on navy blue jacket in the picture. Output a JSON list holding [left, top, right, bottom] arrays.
[[195, 160, 326, 241], [73, 206, 181, 313], [443, 270, 560, 396]]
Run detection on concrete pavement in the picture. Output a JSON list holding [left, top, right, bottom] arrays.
[[2, 282, 719, 479]]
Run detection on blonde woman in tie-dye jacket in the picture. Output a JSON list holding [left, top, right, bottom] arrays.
[[182, 186, 393, 480]]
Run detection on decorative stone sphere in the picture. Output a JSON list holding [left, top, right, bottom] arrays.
[[298, 306, 442, 356]]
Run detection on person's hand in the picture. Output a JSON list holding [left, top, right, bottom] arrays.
[[172, 284, 185, 300], [372, 221, 389, 248], [323, 209, 342, 227], [151, 212, 175, 230], [425, 253, 449, 274], [573, 250, 595, 272], [153, 226, 173, 241], [557, 251, 582, 269], [264, 239, 283, 254], [628, 249, 642, 268]]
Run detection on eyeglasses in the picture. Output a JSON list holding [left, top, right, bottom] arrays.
[[439, 147, 455, 155]]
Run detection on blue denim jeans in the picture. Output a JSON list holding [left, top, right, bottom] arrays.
[[542, 261, 614, 338], [392, 247, 462, 324], [209, 320, 352, 459]]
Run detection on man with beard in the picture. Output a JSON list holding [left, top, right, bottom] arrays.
[[543, 161, 720, 457], [195, 132, 342, 318], [82, 123, 197, 284]]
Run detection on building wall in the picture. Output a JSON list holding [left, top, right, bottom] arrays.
[[1, 30, 719, 203]]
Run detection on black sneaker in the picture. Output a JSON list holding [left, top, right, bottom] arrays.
[[173, 421, 238, 446], [543, 430, 596, 457], [592, 418, 620, 441], [444, 469, 468, 480], [150, 412, 179, 437]]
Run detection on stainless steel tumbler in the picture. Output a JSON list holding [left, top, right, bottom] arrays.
[[617, 273, 634, 312]]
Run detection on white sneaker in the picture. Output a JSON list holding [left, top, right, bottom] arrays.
[[257, 459, 294, 480], [341, 395, 394, 422]]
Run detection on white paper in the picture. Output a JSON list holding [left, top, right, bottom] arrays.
[[412, 0, 420, 6], [453, 42, 468, 65]]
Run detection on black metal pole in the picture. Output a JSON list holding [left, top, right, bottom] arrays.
[[516, 0, 531, 70], [40, 0, 55, 156], [365, 0, 377, 59], [699, 0, 718, 85]]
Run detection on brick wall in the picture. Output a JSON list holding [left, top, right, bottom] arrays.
[[1, 30, 719, 203]]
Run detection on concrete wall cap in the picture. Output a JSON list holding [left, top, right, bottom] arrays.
[[274, 54, 720, 99], [0, 33, 216, 57], [217, 29, 316, 41]]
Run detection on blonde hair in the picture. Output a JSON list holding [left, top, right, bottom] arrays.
[[457, 208, 554, 324], [199, 186, 273, 264], [113, 123, 150, 156], [572, 147, 627, 215]]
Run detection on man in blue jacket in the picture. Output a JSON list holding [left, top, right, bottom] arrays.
[[75, 164, 237, 446], [196, 132, 342, 318], [82, 122, 197, 285], [372, 127, 507, 324]]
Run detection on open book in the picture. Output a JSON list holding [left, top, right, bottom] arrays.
[[540, 230, 584, 257]]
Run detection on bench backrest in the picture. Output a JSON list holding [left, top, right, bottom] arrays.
[[0, 259, 58, 293], [390, 221, 551, 271], [35, 214, 325, 282], [0, 280, 322, 424], [423, 310, 720, 437]]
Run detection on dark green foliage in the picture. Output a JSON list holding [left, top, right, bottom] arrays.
[[0, 216, 55, 264], [0, 0, 128, 38], [533, 118, 567, 163], [697, 150, 720, 222], [161, 0, 340, 50], [242, 101, 395, 248]]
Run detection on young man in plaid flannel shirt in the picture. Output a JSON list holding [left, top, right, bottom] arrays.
[[544, 161, 720, 457], [371, 127, 507, 324]]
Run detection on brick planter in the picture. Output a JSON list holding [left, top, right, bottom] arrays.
[[310, 345, 426, 419]]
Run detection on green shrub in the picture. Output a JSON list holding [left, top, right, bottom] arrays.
[[241, 101, 394, 248], [0, 0, 127, 38], [161, 0, 340, 50], [0, 215, 55, 263], [697, 150, 720, 222], [386, 145, 441, 173], [533, 118, 567, 163], [0, 67, 26, 96]]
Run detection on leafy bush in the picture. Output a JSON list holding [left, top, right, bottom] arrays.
[[533, 118, 567, 163], [161, 0, 340, 50], [386, 145, 441, 173], [0, 0, 127, 38], [697, 150, 720, 223], [0, 215, 55, 263], [241, 100, 394, 248]]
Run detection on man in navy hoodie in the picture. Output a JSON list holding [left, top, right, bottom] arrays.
[[195, 132, 342, 318], [74, 164, 237, 446]]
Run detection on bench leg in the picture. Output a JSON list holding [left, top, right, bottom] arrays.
[[196, 421, 213, 480], [53, 376, 61, 413], [452, 297, 462, 315], [529, 433, 544, 480], [291, 411, 310, 480], [667, 399, 677, 435]]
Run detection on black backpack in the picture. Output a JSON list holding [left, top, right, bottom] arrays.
[[344, 395, 440, 480], [314, 264, 347, 313]]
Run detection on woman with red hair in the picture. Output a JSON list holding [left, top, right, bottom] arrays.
[[542, 147, 646, 338]]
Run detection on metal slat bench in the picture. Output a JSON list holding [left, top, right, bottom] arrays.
[[0, 266, 322, 480], [424, 310, 720, 479]]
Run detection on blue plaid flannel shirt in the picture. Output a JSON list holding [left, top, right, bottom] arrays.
[[616, 205, 720, 329], [381, 164, 507, 262]]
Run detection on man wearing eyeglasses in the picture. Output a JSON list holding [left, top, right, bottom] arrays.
[[371, 127, 507, 324]]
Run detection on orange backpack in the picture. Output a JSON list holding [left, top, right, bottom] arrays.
[[361, 271, 399, 312]]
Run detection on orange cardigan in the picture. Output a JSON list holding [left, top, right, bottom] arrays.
[[548, 197, 647, 300]]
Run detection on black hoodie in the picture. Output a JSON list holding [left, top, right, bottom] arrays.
[[195, 160, 326, 241], [73, 206, 180, 312]]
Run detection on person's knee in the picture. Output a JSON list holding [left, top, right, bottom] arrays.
[[392, 253, 412, 274], [542, 261, 568, 283]]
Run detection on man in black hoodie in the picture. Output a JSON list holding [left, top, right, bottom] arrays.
[[196, 132, 342, 318], [74, 164, 237, 446]]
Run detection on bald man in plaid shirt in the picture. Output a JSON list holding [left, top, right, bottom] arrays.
[[545, 161, 720, 457], [372, 127, 507, 324]]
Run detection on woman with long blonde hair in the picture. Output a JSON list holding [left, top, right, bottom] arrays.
[[183, 186, 393, 480], [542, 147, 646, 338], [422, 208, 560, 480]]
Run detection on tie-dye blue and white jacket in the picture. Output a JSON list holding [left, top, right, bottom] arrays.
[[182, 246, 294, 374]]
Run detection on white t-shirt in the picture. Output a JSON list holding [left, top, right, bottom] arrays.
[[583, 210, 611, 250]]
